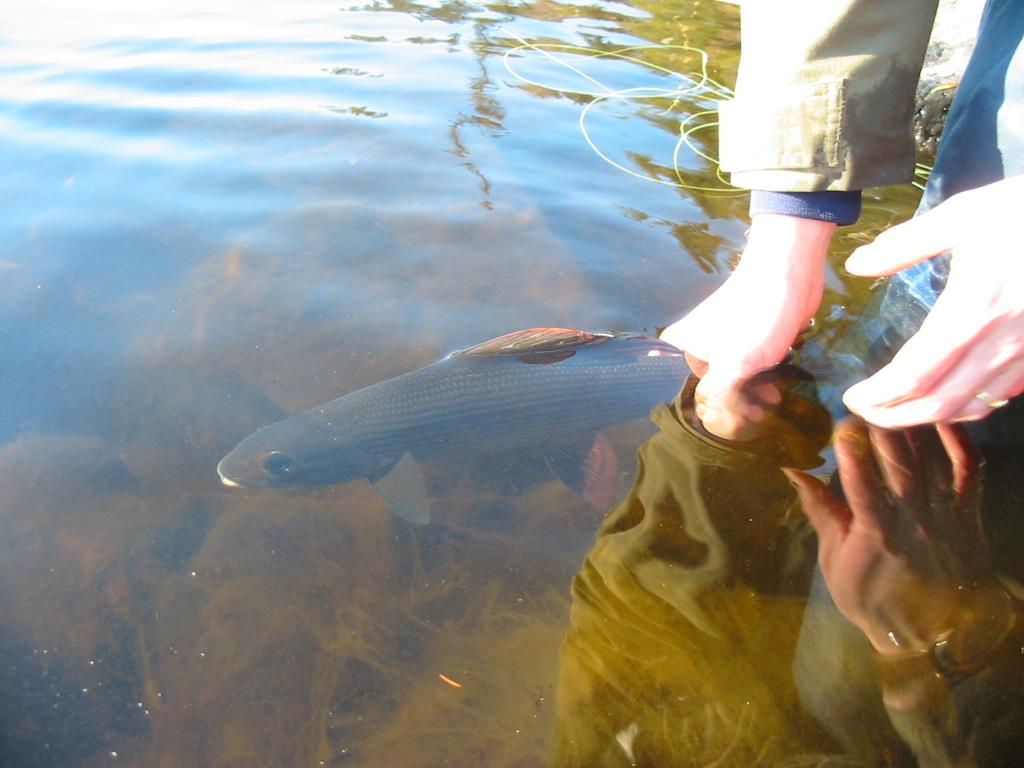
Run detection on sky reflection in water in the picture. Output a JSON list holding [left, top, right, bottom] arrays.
[[5, 1, 1010, 766]]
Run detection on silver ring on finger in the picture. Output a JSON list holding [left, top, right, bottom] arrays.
[[976, 390, 1010, 409]]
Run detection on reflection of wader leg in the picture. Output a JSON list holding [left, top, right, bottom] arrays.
[[877, 0, 1024, 359], [792, 569, 894, 759]]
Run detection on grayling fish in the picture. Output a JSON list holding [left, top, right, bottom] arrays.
[[217, 328, 689, 523]]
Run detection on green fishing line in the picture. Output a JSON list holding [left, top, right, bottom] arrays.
[[503, 39, 743, 195]]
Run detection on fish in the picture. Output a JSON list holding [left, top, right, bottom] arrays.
[[217, 328, 689, 523]]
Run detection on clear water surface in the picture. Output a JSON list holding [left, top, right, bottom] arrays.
[[4, 1, 1019, 766]]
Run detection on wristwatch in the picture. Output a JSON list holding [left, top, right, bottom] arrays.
[[877, 581, 1019, 689], [932, 582, 1018, 682]]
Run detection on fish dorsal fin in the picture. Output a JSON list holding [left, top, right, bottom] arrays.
[[370, 452, 432, 525], [452, 328, 613, 359], [516, 349, 576, 365]]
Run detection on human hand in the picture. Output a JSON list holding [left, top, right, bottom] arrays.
[[784, 417, 988, 656], [661, 214, 834, 439], [843, 176, 1024, 427]]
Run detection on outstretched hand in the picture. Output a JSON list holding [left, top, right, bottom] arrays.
[[661, 214, 834, 439], [843, 176, 1024, 426], [785, 417, 988, 656]]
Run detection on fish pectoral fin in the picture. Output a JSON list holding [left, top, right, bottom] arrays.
[[541, 432, 618, 510], [370, 452, 432, 525]]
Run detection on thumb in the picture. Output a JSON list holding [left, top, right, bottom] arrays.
[[845, 204, 957, 277], [660, 307, 716, 365], [782, 468, 848, 544]]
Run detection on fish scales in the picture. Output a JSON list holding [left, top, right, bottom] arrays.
[[217, 330, 690, 521], [334, 355, 682, 464]]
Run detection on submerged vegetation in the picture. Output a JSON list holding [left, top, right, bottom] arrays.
[[0, 0, 941, 765]]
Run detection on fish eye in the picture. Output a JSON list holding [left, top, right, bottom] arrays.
[[263, 451, 296, 478]]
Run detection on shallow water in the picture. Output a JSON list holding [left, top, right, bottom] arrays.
[[2, 1, 1020, 766]]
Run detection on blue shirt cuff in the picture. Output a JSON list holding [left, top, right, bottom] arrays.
[[749, 190, 862, 226]]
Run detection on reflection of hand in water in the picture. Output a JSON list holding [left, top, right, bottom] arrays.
[[784, 415, 1024, 724], [675, 363, 827, 449], [785, 417, 990, 658], [677, 365, 785, 442]]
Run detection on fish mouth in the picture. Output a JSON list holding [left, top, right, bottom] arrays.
[[216, 458, 242, 488]]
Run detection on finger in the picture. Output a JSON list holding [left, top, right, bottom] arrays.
[[842, 270, 990, 416], [845, 341, 1024, 428], [661, 295, 730, 365], [691, 329, 795, 415], [986, 359, 1024, 397], [898, 425, 956, 538], [844, 203, 961, 277], [911, 422, 991, 583], [945, 356, 1024, 421], [864, 424, 920, 504], [749, 378, 783, 406], [694, 369, 769, 440], [933, 422, 990, 581], [694, 404, 765, 441], [684, 351, 709, 378], [966, 355, 1024, 407], [782, 468, 849, 554], [904, 425, 952, 492], [692, 362, 797, 439], [660, 318, 702, 361], [746, 366, 799, 407], [834, 417, 895, 537], [934, 422, 983, 501], [950, 396, 1010, 423], [840, 259, 1011, 422]]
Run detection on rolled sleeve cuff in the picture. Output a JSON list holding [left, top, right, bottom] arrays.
[[750, 190, 862, 226]]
